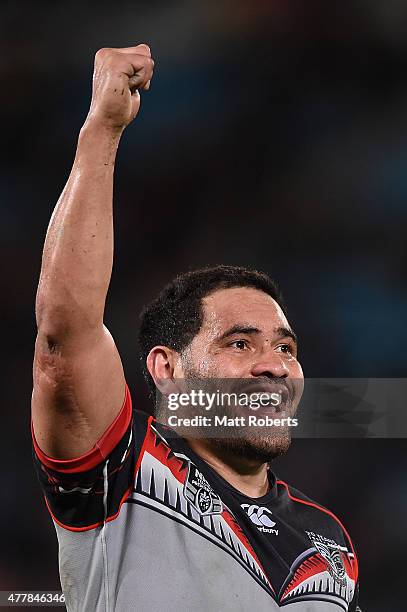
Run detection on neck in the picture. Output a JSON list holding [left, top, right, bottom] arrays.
[[185, 437, 270, 498]]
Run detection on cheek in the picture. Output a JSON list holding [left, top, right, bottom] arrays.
[[184, 346, 218, 377], [290, 361, 304, 405], [198, 356, 216, 377], [210, 353, 250, 377], [202, 354, 234, 377], [291, 359, 304, 379]]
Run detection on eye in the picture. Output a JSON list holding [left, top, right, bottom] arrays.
[[230, 339, 249, 350], [276, 343, 294, 355]]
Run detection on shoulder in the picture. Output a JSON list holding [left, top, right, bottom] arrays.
[[275, 478, 360, 607], [275, 478, 357, 553]]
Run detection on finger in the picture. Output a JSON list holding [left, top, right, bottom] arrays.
[[126, 58, 153, 89], [127, 67, 151, 89], [114, 43, 151, 58], [107, 53, 154, 85], [128, 76, 142, 90]]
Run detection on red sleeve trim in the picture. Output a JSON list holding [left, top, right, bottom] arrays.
[[45, 415, 154, 532], [32, 384, 133, 474]]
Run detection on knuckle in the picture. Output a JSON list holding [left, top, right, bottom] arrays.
[[138, 43, 151, 54], [95, 47, 109, 60], [142, 57, 154, 70], [95, 47, 117, 65]]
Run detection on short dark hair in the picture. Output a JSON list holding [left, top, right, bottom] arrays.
[[138, 265, 286, 397]]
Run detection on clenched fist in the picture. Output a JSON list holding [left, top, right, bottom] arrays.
[[86, 44, 154, 132]]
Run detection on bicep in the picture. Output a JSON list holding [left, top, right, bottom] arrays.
[[32, 324, 126, 459]]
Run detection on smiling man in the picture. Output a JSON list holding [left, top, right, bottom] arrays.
[[32, 45, 361, 611], [142, 278, 304, 485]]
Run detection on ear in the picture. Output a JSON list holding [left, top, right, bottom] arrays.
[[146, 345, 179, 397]]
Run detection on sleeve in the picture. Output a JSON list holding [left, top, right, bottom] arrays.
[[343, 529, 360, 612], [32, 385, 151, 531], [349, 580, 362, 611]]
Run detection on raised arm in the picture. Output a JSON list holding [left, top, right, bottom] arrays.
[[32, 45, 154, 459]]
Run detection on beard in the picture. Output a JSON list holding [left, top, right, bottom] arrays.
[[208, 430, 292, 464], [172, 361, 294, 464]]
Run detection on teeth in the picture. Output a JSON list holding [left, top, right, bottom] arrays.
[[250, 392, 272, 398]]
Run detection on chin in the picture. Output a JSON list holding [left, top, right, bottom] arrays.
[[211, 432, 292, 464]]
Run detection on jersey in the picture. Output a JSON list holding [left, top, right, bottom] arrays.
[[32, 385, 361, 611]]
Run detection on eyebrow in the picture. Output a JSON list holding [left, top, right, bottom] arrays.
[[275, 326, 298, 345], [216, 324, 298, 345]]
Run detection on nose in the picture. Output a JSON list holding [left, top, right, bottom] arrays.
[[250, 350, 290, 379]]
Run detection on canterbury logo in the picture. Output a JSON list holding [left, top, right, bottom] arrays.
[[241, 504, 276, 528]]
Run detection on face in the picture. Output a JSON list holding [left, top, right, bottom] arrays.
[[176, 286, 304, 462]]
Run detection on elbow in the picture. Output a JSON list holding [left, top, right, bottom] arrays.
[[35, 292, 103, 343], [35, 294, 72, 342]]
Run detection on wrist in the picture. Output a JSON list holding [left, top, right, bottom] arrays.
[[76, 117, 123, 165], [80, 115, 124, 141]]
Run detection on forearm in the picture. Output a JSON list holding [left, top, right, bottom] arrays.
[[36, 120, 123, 339]]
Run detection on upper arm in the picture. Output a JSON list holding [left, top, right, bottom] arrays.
[[32, 324, 126, 459]]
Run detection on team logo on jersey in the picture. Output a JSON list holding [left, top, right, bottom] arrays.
[[306, 532, 347, 586], [241, 504, 279, 535], [184, 464, 223, 515]]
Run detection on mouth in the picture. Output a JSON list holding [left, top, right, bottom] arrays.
[[236, 381, 294, 413]]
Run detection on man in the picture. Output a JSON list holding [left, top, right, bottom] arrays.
[[32, 45, 360, 611]]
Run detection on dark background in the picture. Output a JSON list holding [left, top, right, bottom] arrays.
[[1, 1, 407, 609]]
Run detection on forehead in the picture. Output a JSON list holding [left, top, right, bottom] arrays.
[[201, 287, 289, 337]]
